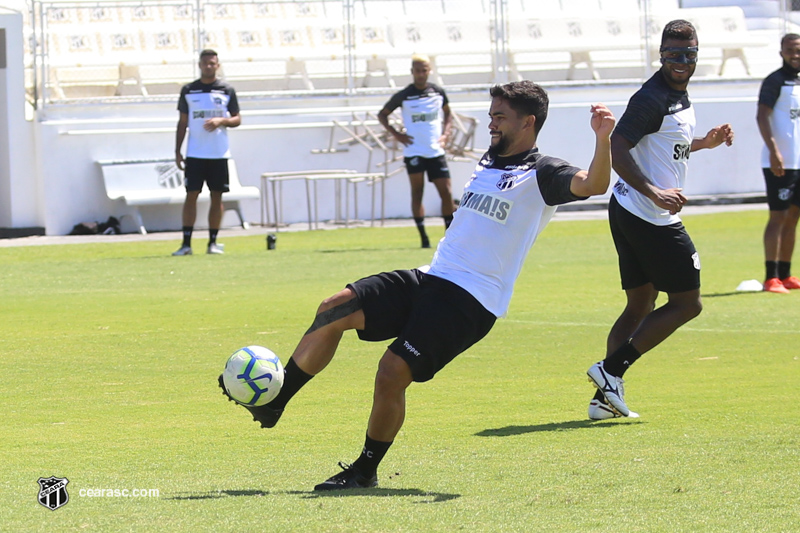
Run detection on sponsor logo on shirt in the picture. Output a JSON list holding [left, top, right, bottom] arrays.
[[411, 111, 439, 123], [673, 142, 691, 161], [193, 109, 225, 119], [613, 180, 629, 196], [460, 190, 512, 224], [790, 108, 800, 119]]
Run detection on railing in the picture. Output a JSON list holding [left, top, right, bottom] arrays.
[[20, 0, 795, 107]]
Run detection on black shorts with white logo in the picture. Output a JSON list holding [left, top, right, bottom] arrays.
[[763, 168, 800, 211], [404, 155, 451, 181], [184, 157, 230, 193], [609, 195, 700, 293], [347, 269, 496, 382]]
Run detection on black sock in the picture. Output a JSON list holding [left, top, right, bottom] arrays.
[[778, 261, 791, 279], [414, 217, 427, 237], [268, 358, 313, 410], [182, 226, 193, 248], [592, 389, 605, 402], [766, 260, 778, 280], [444, 214, 453, 229], [352, 434, 393, 477], [602, 339, 641, 378], [209, 229, 219, 246]]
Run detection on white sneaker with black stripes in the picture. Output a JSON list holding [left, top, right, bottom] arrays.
[[587, 361, 633, 417]]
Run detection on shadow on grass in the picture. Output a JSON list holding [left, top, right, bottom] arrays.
[[293, 488, 460, 502], [701, 291, 762, 298], [166, 488, 459, 503], [166, 489, 269, 500], [476, 418, 644, 437], [317, 247, 414, 254]]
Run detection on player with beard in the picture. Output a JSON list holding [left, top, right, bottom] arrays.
[[586, 20, 734, 420], [757, 34, 800, 293], [220, 81, 616, 490]]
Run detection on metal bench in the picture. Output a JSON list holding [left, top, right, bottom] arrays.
[[98, 158, 259, 234]]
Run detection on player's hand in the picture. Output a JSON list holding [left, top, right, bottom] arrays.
[[590, 103, 616, 138], [769, 151, 785, 177], [703, 123, 734, 149], [175, 153, 185, 171], [395, 132, 413, 146], [652, 187, 687, 215], [203, 117, 225, 132]]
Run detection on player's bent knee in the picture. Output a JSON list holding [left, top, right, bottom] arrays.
[[689, 298, 703, 319], [318, 288, 356, 313], [374, 352, 413, 392]]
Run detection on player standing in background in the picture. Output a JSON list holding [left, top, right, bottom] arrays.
[[378, 55, 455, 248], [173, 49, 240, 256], [756, 34, 800, 293], [586, 20, 734, 420], [221, 81, 616, 490]]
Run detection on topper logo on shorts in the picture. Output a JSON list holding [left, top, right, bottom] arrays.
[[403, 341, 421, 357]]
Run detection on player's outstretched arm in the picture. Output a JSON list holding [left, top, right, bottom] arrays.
[[570, 104, 615, 197], [691, 123, 734, 151]]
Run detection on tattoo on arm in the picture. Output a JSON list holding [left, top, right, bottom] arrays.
[[305, 297, 362, 335]]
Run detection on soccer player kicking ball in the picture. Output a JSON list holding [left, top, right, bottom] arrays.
[[586, 20, 734, 420], [221, 81, 616, 490]]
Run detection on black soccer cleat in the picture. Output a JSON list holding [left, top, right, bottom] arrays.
[[313, 462, 378, 491], [217, 374, 284, 428]]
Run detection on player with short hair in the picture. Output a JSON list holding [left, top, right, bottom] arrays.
[[756, 33, 800, 293], [221, 81, 616, 490], [586, 20, 734, 420], [173, 49, 240, 256], [378, 54, 454, 248]]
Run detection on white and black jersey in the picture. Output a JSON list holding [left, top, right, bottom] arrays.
[[427, 148, 583, 317], [612, 71, 695, 226], [759, 65, 800, 170], [383, 83, 448, 158], [177, 79, 239, 159]]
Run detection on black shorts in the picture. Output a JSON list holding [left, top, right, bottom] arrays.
[[763, 168, 800, 211], [347, 269, 496, 382], [609, 195, 700, 293], [184, 157, 230, 193], [404, 155, 451, 181]]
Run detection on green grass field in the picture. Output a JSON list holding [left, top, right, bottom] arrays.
[[1, 210, 798, 532]]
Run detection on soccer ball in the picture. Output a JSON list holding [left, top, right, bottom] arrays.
[[221, 346, 284, 406]]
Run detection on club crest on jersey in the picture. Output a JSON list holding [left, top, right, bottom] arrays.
[[496, 172, 518, 191]]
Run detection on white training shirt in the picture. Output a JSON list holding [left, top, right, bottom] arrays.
[[611, 71, 696, 226], [759, 65, 800, 170], [382, 83, 448, 158], [427, 148, 583, 318], [177, 79, 239, 159]]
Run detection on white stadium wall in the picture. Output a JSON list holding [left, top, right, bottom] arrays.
[[1, 0, 789, 235], [0, 9, 40, 234], [28, 80, 766, 236]]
